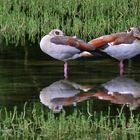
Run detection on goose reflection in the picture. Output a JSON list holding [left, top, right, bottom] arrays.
[[94, 77, 140, 110], [39, 77, 140, 112], [40, 80, 93, 113]]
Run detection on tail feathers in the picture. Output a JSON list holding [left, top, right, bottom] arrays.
[[89, 43, 110, 56], [79, 51, 95, 57], [89, 50, 102, 57], [99, 44, 110, 50]]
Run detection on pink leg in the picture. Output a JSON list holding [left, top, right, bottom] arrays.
[[119, 60, 124, 76], [64, 62, 68, 79]]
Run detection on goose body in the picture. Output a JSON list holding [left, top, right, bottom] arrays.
[[40, 34, 82, 61], [103, 40, 140, 60]]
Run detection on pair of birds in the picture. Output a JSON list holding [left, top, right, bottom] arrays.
[[40, 27, 140, 79]]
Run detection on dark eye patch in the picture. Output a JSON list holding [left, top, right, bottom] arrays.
[[128, 28, 131, 32], [55, 31, 60, 35]]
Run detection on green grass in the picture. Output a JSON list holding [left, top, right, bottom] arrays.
[[1, 0, 140, 45], [0, 103, 139, 139], [1, 1, 140, 139]]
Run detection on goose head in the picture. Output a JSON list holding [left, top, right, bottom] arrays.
[[48, 29, 65, 37], [127, 27, 140, 37]]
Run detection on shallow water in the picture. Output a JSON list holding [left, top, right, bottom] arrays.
[[0, 43, 140, 115]]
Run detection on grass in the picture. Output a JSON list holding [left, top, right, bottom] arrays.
[[0, 1, 140, 139], [0, 103, 139, 139], [1, 0, 140, 45]]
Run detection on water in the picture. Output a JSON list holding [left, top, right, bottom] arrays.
[[0, 42, 140, 115]]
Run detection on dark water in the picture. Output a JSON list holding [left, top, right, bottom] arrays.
[[0, 42, 140, 115]]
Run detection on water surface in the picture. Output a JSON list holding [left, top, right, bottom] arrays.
[[0, 43, 140, 115]]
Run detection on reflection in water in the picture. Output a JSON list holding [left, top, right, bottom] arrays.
[[40, 77, 140, 112], [95, 77, 140, 110], [40, 80, 92, 113]]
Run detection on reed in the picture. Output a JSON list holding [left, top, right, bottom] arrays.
[[0, 103, 139, 139], [1, 0, 140, 45]]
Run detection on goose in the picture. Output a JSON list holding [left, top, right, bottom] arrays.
[[89, 27, 140, 75], [40, 29, 98, 79]]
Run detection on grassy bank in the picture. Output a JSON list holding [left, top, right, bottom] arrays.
[[1, 0, 140, 45], [0, 104, 139, 139]]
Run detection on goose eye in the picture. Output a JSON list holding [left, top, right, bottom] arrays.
[[127, 28, 131, 32], [55, 31, 60, 35]]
